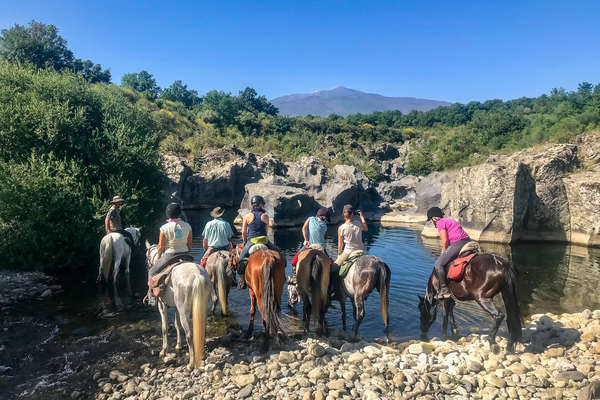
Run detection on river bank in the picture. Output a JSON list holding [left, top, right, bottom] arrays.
[[93, 309, 600, 400]]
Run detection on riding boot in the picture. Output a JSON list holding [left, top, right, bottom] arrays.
[[434, 263, 452, 299], [237, 259, 248, 289]]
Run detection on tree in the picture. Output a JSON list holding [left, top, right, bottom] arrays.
[[160, 80, 201, 108], [71, 58, 111, 83], [0, 20, 73, 70], [121, 70, 160, 98], [237, 87, 278, 116]]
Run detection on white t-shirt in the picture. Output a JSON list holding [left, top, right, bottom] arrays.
[[160, 220, 192, 254]]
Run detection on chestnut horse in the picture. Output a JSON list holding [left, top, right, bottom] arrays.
[[296, 248, 330, 335], [237, 244, 287, 341], [418, 253, 522, 352]]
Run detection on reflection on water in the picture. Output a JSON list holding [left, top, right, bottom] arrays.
[[3, 214, 600, 398]]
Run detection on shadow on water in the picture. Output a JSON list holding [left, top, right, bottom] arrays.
[[2, 212, 600, 398]]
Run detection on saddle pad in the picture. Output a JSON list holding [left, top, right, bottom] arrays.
[[249, 243, 268, 255], [148, 262, 179, 289], [339, 250, 364, 278], [459, 241, 481, 256], [447, 253, 476, 281]]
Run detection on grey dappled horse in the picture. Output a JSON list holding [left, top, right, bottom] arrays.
[[205, 249, 235, 316], [331, 255, 391, 342], [97, 227, 141, 294], [145, 242, 212, 369]]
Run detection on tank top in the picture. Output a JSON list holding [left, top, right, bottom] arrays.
[[247, 210, 267, 239], [160, 220, 192, 254], [308, 216, 327, 247]]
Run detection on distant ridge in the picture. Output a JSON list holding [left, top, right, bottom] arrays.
[[271, 86, 450, 117]]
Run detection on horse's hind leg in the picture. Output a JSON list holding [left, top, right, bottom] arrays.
[[352, 294, 366, 339], [477, 298, 505, 343], [245, 288, 257, 338], [340, 296, 347, 331], [441, 300, 450, 339], [158, 300, 169, 357], [448, 300, 459, 338], [210, 282, 217, 315], [175, 301, 194, 370], [302, 294, 311, 333], [174, 309, 183, 353], [124, 252, 132, 296]]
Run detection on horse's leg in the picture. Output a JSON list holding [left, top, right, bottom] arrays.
[[448, 300, 459, 338], [302, 293, 311, 333], [174, 309, 183, 353], [210, 280, 217, 315], [352, 294, 365, 339], [112, 256, 121, 293], [340, 296, 347, 331], [158, 299, 169, 357], [245, 287, 256, 338], [124, 251, 132, 296], [441, 300, 450, 340], [476, 298, 505, 343], [175, 299, 194, 370]]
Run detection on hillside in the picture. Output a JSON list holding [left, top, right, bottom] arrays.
[[271, 86, 450, 116]]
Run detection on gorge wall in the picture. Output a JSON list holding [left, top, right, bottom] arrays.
[[164, 134, 600, 247]]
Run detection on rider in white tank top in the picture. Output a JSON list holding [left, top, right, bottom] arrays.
[[160, 220, 192, 254]]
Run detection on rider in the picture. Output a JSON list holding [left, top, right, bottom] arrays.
[[291, 207, 330, 268], [427, 206, 471, 300], [236, 195, 279, 289], [334, 204, 367, 270], [105, 195, 134, 248], [199, 206, 234, 269]]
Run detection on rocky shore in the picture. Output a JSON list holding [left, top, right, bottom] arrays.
[[96, 310, 600, 400], [0, 270, 61, 307]]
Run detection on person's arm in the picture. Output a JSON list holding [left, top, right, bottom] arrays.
[[261, 213, 270, 233], [241, 215, 249, 243], [440, 229, 449, 253], [302, 218, 310, 246], [337, 226, 344, 255], [104, 214, 111, 233], [357, 210, 368, 232], [202, 237, 208, 251], [157, 232, 166, 258], [187, 232, 193, 251]]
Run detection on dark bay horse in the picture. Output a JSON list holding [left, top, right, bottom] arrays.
[[296, 248, 330, 335], [331, 255, 391, 342], [237, 245, 287, 342], [418, 253, 522, 352]]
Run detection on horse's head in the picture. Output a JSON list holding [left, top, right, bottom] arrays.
[[232, 243, 243, 266], [418, 294, 437, 336], [145, 242, 158, 269]]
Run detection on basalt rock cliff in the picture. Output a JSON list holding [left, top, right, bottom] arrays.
[[164, 134, 600, 246]]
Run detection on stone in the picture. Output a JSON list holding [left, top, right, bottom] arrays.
[[279, 351, 295, 364], [508, 363, 528, 375], [348, 352, 366, 364], [555, 371, 586, 382], [314, 390, 326, 400], [234, 374, 257, 387], [41, 289, 52, 297], [579, 380, 600, 400], [407, 343, 431, 355], [310, 344, 326, 357], [70, 391, 81, 399], [237, 385, 253, 398], [362, 389, 380, 400], [308, 367, 325, 382], [109, 370, 127, 381], [485, 374, 506, 388], [467, 359, 484, 373], [327, 379, 345, 390], [302, 391, 314, 400]]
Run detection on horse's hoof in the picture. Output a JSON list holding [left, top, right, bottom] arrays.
[[159, 350, 166, 357]]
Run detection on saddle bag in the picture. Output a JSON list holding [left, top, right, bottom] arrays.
[[447, 253, 477, 281]]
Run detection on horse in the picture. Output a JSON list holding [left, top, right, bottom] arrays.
[[330, 255, 391, 342], [418, 253, 522, 353], [145, 243, 212, 369], [205, 248, 236, 316], [235, 244, 287, 343], [97, 227, 141, 294], [295, 248, 331, 335]]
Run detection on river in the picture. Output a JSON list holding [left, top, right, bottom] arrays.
[[1, 221, 599, 399]]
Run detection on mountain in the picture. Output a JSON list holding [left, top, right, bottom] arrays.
[[271, 86, 451, 117]]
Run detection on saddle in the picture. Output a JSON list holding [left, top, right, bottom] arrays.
[[147, 254, 195, 297], [249, 243, 268, 255], [447, 242, 481, 281], [339, 250, 364, 278]]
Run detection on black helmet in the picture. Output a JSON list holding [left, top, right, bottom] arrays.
[[166, 202, 181, 219], [250, 195, 265, 206], [426, 207, 444, 221]]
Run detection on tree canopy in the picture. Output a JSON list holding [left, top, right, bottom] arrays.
[[121, 70, 161, 99]]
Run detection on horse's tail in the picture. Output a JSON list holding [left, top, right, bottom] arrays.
[[192, 272, 208, 368], [262, 253, 285, 337], [217, 254, 228, 316], [501, 261, 523, 345], [99, 236, 113, 284], [379, 262, 391, 328], [309, 254, 327, 325]]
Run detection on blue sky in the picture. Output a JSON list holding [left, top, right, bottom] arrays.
[[1, 1, 599, 103]]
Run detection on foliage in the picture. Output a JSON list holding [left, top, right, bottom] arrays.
[[0, 20, 110, 83], [0, 62, 164, 271], [160, 80, 201, 108], [121, 70, 160, 99]]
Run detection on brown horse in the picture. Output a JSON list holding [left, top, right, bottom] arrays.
[[236, 244, 287, 341], [205, 248, 236, 316], [296, 248, 330, 335], [330, 255, 391, 342], [418, 253, 522, 352]]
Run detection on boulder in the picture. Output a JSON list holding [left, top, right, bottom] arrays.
[[563, 172, 600, 247], [370, 143, 400, 162]]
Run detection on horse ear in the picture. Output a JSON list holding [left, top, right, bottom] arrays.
[[145, 240, 151, 249]]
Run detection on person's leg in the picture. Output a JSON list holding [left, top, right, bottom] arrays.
[[237, 241, 253, 289], [200, 247, 214, 267], [434, 240, 468, 298]]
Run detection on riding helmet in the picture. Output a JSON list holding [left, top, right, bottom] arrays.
[[166, 202, 181, 219], [250, 195, 265, 206], [426, 207, 444, 221]]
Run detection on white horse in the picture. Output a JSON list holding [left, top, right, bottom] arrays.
[[97, 227, 141, 293], [205, 249, 235, 316], [145, 242, 212, 369]]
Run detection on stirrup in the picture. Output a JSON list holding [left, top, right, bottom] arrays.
[[436, 290, 452, 300]]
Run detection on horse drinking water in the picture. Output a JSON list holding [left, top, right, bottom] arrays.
[[418, 252, 522, 353], [145, 242, 212, 369]]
